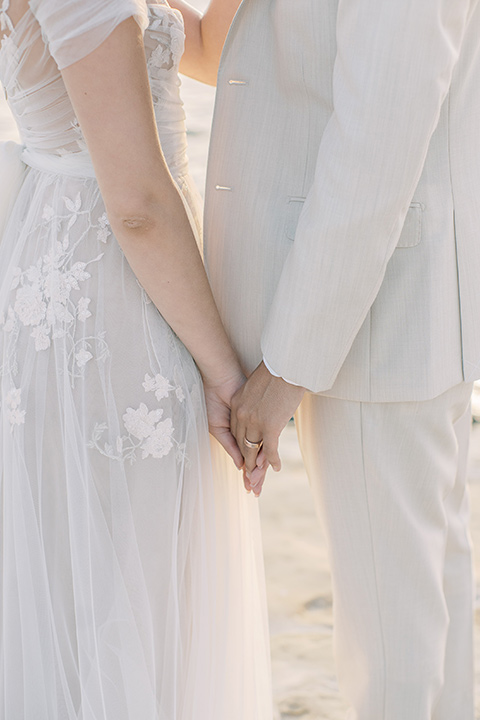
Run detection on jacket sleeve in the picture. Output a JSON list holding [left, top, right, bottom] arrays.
[[30, 0, 149, 69], [261, 0, 474, 392]]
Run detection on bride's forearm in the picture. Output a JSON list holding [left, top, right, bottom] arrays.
[[61, 19, 242, 387], [108, 179, 242, 386], [169, 0, 242, 85]]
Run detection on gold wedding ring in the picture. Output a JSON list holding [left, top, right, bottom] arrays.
[[243, 437, 263, 450]]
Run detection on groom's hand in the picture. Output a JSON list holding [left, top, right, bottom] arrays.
[[231, 362, 305, 495]]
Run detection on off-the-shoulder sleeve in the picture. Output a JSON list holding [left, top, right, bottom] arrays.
[[29, 0, 149, 69]]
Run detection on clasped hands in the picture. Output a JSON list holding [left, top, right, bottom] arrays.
[[204, 361, 305, 497]]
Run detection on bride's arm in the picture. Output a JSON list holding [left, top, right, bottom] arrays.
[[168, 0, 242, 85], [62, 17, 244, 465]]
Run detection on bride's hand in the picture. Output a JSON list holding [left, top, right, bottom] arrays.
[[203, 372, 246, 470]]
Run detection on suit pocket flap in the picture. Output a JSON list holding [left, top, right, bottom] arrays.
[[396, 202, 424, 248], [285, 198, 423, 247]]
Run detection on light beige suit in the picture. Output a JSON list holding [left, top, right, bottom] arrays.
[[204, 1, 480, 717]]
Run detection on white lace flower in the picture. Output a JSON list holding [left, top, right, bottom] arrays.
[[142, 374, 156, 393], [75, 348, 93, 367], [25, 262, 42, 284], [123, 403, 164, 440], [44, 270, 69, 304], [77, 297, 92, 322], [97, 227, 110, 243], [97, 213, 111, 243], [142, 373, 172, 400], [6, 386, 25, 428], [175, 386, 185, 402], [150, 43, 172, 69], [70, 262, 90, 284], [9, 407, 25, 426], [170, 29, 185, 62], [42, 205, 55, 222], [14, 285, 47, 326], [141, 418, 174, 459], [30, 325, 51, 351], [5, 387, 21, 409], [51, 301, 74, 325], [3, 201, 109, 382], [89, 369, 182, 464]]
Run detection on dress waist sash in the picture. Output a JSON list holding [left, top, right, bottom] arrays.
[[21, 148, 96, 178], [0, 141, 190, 243], [0, 143, 97, 242]]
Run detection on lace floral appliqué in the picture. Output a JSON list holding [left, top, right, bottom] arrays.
[[1, 196, 110, 384], [148, 4, 185, 72], [5, 385, 25, 429], [88, 372, 187, 464]]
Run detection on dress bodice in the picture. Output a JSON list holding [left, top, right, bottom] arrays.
[[0, 0, 188, 177]]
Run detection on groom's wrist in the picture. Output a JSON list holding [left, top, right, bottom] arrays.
[[262, 356, 303, 388]]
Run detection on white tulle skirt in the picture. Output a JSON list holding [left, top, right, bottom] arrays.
[[0, 148, 272, 719]]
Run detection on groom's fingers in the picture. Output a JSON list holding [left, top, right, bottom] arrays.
[[242, 441, 261, 476], [261, 435, 281, 473], [233, 419, 256, 473]]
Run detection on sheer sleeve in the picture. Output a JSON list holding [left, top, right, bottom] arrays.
[[29, 0, 149, 69]]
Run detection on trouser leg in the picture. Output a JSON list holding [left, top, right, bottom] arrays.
[[432, 401, 474, 720], [294, 383, 474, 720]]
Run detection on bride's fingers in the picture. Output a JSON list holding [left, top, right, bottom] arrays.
[[248, 464, 268, 496], [256, 448, 267, 469], [211, 426, 244, 470], [242, 467, 253, 493]]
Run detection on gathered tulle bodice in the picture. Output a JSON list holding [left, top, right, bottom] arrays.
[[0, 0, 188, 176]]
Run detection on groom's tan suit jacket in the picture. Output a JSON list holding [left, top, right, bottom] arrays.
[[204, 0, 480, 401]]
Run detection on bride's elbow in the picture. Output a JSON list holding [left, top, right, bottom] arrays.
[[107, 196, 161, 237], [120, 214, 156, 233], [104, 184, 183, 242]]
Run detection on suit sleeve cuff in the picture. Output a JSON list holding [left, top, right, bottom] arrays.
[[262, 356, 304, 387]]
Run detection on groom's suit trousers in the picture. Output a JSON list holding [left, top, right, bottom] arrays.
[[295, 381, 474, 720]]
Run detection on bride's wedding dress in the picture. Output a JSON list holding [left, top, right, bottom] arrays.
[[0, 0, 272, 718]]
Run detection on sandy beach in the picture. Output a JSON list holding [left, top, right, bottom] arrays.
[[2, 15, 480, 716]]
